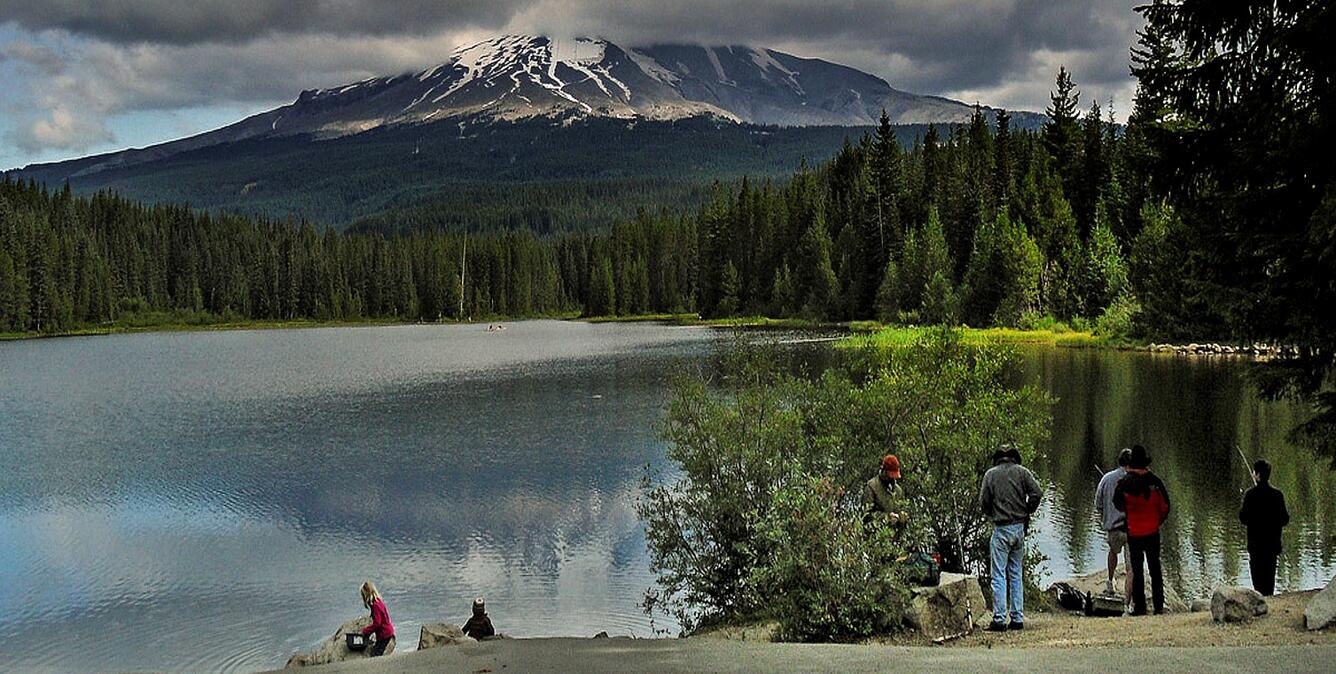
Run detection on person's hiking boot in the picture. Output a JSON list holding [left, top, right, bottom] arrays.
[[1105, 579, 1114, 595], [986, 620, 1008, 632], [1008, 621, 1024, 631]]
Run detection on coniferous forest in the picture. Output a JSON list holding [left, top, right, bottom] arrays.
[[2, 0, 1332, 435], [0, 76, 1141, 335]]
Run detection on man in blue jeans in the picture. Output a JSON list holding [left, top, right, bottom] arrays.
[[978, 444, 1043, 631]]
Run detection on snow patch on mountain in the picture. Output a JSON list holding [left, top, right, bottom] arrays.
[[10, 35, 1047, 178]]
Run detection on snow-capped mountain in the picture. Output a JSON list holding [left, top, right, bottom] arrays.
[[237, 35, 1026, 137], [15, 35, 1042, 180]]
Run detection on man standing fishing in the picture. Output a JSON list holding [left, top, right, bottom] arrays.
[[1094, 448, 1134, 600], [1239, 459, 1290, 596], [1114, 445, 1171, 616], [979, 444, 1042, 631]]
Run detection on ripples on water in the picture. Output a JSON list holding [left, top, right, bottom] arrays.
[[1023, 347, 1336, 600], [0, 321, 721, 672], [2, 323, 1334, 671]]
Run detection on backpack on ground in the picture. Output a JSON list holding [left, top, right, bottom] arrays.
[[1052, 582, 1085, 611], [904, 551, 941, 587]]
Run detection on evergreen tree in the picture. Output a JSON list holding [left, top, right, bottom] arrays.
[[716, 261, 741, 317], [921, 271, 960, 325], [1076, 99, 1110, 238], [1042, 67, 1082, 203], [992, 109, 1014, 209], [796, 222, 837, 320], [587, 253, 616, 317], [769, 264, 795, 318], [1081, 202, 1129, 316], [875, 259, 900, 322]]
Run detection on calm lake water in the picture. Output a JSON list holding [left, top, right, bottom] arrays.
[[1, 321, 1333, 672]]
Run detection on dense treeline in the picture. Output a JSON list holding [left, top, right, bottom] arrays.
[[0, 181, 579, 332], [1127, 0, 1335, 459], [0, 75, 1153, 336], [686, 93, 1139, 329]]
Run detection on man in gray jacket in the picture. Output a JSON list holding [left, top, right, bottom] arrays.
[[979, 444, 1043, 631], [1095, 448, 1133, 598]]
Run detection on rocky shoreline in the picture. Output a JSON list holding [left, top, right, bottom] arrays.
[[279, 573, 1336, 671], [1144, 341, 1296, 357]]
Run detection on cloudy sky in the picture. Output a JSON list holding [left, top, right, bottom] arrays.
[[0, 0, 1144, 170]]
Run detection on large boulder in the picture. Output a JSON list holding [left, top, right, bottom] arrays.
[[286, 617, 395, 668], [1306, 576, 1336, 631], [418, 623, 472, 650], [905, 572, 990, 639], [1211, 586, 1268, 623], [1044, 563, 1187, 613]]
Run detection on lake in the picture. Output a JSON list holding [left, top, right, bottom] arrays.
[[1, 321, 1333, 671]]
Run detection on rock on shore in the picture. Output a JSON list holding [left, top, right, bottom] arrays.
[[286, 617, 395, 668], [1211, 586, 1268, 623], [1307, 576, 1336, 630], [418, 623, 472, 649], [905, 572, 989, 639]]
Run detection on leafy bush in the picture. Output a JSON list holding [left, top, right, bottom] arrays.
[[1015, 311, 1071, 333], [1094, 292, 1141, 339], [639, 328, 1052, 636], [752, 474, 913, 641]]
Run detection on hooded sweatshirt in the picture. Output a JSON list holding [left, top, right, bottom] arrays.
[[361, 597, 395, 641], [1113, 468, 1170, 537]]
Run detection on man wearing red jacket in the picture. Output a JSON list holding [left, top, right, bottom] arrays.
[[1113, 445, 1171, 615]]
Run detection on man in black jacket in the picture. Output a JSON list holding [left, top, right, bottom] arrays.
[[1239, 459, 1290, 596]]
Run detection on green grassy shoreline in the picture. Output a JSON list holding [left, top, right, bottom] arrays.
[[2, 311, 1121, 349]]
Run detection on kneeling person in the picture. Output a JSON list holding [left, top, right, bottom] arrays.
[[864, 454, 908, 525]]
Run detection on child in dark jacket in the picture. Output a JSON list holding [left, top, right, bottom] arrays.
[[360, 581, 395, 656], [1113, 445, 1171, 615], [462, 598, 495, 640]]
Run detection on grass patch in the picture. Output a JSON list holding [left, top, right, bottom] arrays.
[[843, 325, 1107, 349]]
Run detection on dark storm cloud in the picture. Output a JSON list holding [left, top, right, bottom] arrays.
[[0, 0, 522, 44], [520, 0, 1140, 93], [1, 0, 1144, 159], [0, 0, 1142, 95]]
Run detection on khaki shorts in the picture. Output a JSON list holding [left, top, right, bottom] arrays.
[[1107, 528, 1128, 552]]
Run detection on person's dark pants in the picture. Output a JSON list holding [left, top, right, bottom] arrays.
[[1128, 531, 1164, 615], [1249, 551, 1278, 596], [369, 636, 394, 657]]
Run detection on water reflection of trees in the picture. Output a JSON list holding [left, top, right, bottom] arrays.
[[1025, 349, 1336, 594]]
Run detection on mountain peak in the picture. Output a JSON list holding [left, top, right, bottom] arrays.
[[10, 35, 1044, 179], [242, 34, 1037, 142]]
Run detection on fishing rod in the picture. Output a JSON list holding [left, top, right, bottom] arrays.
[[1236, 444, 1257, 487]]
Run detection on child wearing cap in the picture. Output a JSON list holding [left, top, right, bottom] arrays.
[[462, 598, 495, 640]]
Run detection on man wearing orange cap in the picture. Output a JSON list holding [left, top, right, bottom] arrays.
[[864, 454, 908, 525]]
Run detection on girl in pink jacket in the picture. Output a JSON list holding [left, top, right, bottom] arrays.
[[359, 581, 395, 657]]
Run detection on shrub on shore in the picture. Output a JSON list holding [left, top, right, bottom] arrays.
[[639, 328, 1052, 638]]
